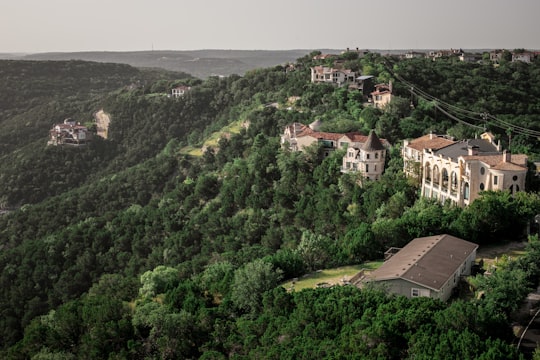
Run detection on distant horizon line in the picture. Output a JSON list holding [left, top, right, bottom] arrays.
[[2, 47, 538, 55]]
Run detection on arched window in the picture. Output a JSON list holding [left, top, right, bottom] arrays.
[[433, 165, 440, 186], [425, 162, 431, 183], [442, 168, 449, 190], [464, 182, 470, 200], [451, 171, 458, 194]]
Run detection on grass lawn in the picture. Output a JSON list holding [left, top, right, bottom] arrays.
[[179, 119, 245, 157], [281, 261, 383, 292]]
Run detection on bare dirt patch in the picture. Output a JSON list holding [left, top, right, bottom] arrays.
[[477, 241, 528, 268], [94, 109, 110, 139]]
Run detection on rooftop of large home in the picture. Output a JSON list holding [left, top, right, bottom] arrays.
[[433, 139, 500, 160], [405, 133, 456, 152], [365, 234, 478, 292]]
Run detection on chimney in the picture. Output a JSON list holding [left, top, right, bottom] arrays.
[[429, 132, 434, 140], [503, 149, 511, 163], [468, 145, 479, 156]]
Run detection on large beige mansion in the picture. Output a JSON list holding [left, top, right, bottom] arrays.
[[403, 132, 528, 207]]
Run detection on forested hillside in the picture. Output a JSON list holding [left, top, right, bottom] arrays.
[[2, 52, 540, 359]]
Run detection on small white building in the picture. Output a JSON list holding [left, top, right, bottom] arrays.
[[171, 85, 191, 98]]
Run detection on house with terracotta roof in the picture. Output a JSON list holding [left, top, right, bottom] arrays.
[[47, 118, 91, 146], [371, 83, 392, 108], [402, 133, 456, 181], [281, 123, 390, 180], [341, 130, 389, 180], [281, 122, 347, 157], [357, 234, 478, 301], [419, 132, 528, 207]]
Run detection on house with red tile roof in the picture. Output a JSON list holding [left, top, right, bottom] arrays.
[[371, 82, 393, 108], [47, 118, 91, 146], [402, 133, 456, 181], [405, 132, 528, 207], [341, 130, 389, 180], [281, 123, 389, 180]]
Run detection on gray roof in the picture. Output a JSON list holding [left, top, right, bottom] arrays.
[[434, 139, 499, 160], [362, 130, 385, 151], [366, 234, 478, 291], [357, 75, 374, 80]]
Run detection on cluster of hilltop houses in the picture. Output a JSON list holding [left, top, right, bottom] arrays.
[[404, 48, 539, 63], [281, 123, 529, 208], [282, 121, 529, 301], [280, 121, 494, 301]]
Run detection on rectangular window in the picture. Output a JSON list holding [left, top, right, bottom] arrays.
[[494, 176, 498, 185], [366, 154, 370, 159], [412, 288, 430, 297], [375, 152, 379, 159], [365, 164, 369, 172]]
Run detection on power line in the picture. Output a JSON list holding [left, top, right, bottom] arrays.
[[384, 60, 540, 139]]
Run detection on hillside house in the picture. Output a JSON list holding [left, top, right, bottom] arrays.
[[358, 234, 478, 301], [371, 83, 392, 108], [281, 123, 389, 180], [490, 49, 505, 63], [459, 52, 481, 63], [404, 51, 426, 59], [281, 122, 352, 156], [512, 51, 535, 63], [402, 133, 455, 181], [48, 118, 91, 146], [310, 66, 357, 86], [312, 53, 337, 61], [428, 49, 461, 60], [412, 132, 528, 207], [171, 85, 191, 98], [341, 130, 388, 180]]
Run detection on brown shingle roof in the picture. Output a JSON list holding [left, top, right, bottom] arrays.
[[362, 130, 385, 151], [366, 234, 478, 291]]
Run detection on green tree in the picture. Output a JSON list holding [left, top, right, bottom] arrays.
[[231, 259, 282, 317], [139, 266, 179, 298], [296, 230, 335, 271]]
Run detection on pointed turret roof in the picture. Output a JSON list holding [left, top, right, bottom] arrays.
[[362, 130, 385, 151]]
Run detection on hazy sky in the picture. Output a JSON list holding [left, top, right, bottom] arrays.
[[2, 0, 539, 53]]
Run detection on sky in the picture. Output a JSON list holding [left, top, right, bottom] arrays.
[[2, 0, 539, 53]]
